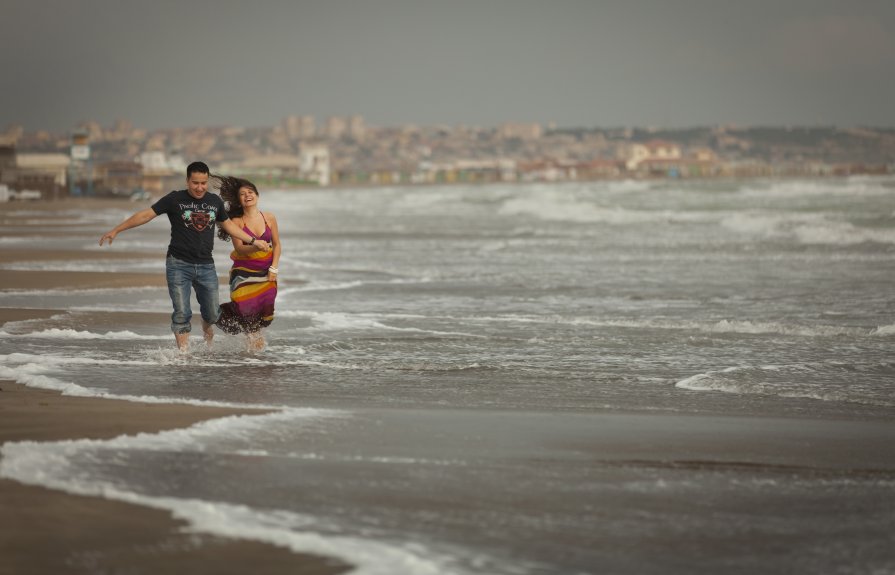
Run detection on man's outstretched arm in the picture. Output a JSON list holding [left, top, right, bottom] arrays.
[[99, 208, 157, 246]]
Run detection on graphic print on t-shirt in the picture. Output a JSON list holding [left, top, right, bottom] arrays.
[[181, 206, 218, 232]]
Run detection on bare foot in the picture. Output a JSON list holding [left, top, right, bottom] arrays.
[[175, 332, 190, 352], [202, 321, 215, 349], [247, 332, 265, 352]]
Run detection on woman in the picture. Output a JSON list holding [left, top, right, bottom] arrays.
[[214, 175, 281, 350]]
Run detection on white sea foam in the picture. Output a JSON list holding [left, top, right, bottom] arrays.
[[424, 313, 878, 338], [82, 239, 168, 252], [499, 194, 715, 225], [721, 211, 895, 245], [872, 324, 895, 336], [0, 286, 161, 297], [674, 364, 894, 406], [282, 280, 365, 293], [740, 177, 895, 198], [277, 310, 481, 338], [0, 260, 163, 272], [279, 275, 433, 295], [1, 352, 156, 367], [0, 328, 169, 340], [0, 409, 474, 575], [674, 370, 856, 404], [0, 354, 286, 410]]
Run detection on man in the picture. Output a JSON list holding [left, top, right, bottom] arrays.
[[99, 161, 270, 350]]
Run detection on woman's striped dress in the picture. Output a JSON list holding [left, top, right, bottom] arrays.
[[216, 222, 277, 335]]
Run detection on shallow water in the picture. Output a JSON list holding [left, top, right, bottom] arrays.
[[2, 177, 895, 574]]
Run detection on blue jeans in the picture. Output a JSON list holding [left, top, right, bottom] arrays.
[[165, 256, 220, 334]]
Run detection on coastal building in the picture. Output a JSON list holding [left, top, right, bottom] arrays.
[[16, 153, 70, 186], [5, 152, 70, 199], [644, 139, 682, 159], [232, 154, 302, 185], [348, 115, 366, 141], [517, 159, 577, 182], [576, 158, 623, 179], [299, 144, 330, 186], [497, 123, 543, 140], [137, 151, 180, 197], [283, 115, 317, 140], [620, 140, 683, 171], [93, 161, 143, 196], [0, 142, 14, 175], [325, 116, 348, 140]]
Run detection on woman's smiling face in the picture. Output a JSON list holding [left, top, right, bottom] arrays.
[[238, 186, 258, 207]]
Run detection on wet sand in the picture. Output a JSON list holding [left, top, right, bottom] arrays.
[[0, 198, 350, 575], [0, 378, 350, 575]]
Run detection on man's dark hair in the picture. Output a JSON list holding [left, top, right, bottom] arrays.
[[186, 161, 210, 178]]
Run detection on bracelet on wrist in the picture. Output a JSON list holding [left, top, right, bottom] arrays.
[[247, 237, 255, 245], [269, 267, 279, 274]]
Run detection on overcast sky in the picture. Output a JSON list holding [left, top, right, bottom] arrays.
[[3, 0, 894, 133]]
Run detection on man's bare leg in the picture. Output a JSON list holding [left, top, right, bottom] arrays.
[[202, 321, 215, 348], [175, 332, 190, 351]]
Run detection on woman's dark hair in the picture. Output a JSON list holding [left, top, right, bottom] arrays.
[[212, 174, 259, 241]]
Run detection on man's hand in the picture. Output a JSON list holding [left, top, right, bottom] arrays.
[[98, 209, 155, 246]]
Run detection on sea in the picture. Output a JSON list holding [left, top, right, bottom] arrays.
[[1, 177, 894, 574]]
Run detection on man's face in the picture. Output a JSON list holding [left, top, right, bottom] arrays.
[[187, 172, 209, 198]]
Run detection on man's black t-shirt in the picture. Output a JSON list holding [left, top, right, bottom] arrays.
[[151, 190, 229, 264]]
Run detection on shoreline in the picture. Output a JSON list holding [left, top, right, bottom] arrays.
[[0, 379, 350, 575], [0, 209, 351, 573]]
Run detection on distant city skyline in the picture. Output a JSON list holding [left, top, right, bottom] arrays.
[[3, 0, 895, 133]]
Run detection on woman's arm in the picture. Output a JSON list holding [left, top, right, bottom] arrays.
[[223, 218, 270, 252], [267, 212, 282, 281]]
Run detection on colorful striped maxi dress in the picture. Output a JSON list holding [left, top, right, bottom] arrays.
[[216, 221, 277, 335]]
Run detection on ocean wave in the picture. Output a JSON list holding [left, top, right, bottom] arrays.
[[278, 275, 433, 295], [0, 408, 475, 575], [81, 240, 169, 251], [674, 363, 895, 407], [276, 310, 481, 338], [872, 324, 895, 336], [432, 313, 880, 338], [721, 212, 895, 246], [0, 328, 169, 340], [0, 355, 293, 410], [739, 177, 895, 198], [0, 260, 163, 272], [498, 195, 716, 225], [0, 286, 161, 297]]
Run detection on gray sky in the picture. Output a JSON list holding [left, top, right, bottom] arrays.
[[3, 0, 894, 132]]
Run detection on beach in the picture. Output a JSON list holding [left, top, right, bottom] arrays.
[[0, 380, 349, 575], [2, 180, 894, 574], [0, 198, 348, 575]]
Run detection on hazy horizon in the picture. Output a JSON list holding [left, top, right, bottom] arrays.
[[3, 0, 895, 133]]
